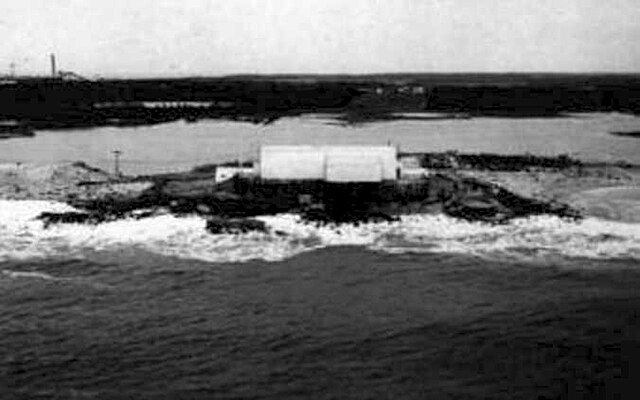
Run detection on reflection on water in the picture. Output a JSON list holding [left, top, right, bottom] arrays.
[[1, 113, 639, 175]]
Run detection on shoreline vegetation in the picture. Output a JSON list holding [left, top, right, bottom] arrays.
[[2, 152, 639, 233], [1, 73, 639, 135]]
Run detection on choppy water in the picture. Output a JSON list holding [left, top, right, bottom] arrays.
[[1, 113, 640, 174], [2, 246, 639, 399], [1, 200, 640, 398]]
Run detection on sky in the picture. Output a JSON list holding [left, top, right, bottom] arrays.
[[1, 0, 639, 77]]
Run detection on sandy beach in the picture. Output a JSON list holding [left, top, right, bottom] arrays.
[[0, 162, 152, 202], [568, 186, 640, 223]]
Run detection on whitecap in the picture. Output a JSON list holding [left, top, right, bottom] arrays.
[[0, 200, 639, 263], [1, 269, 61, 281]]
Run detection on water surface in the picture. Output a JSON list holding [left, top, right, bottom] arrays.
[[2, 248, 638, 399], [1, 113, 639, 174]]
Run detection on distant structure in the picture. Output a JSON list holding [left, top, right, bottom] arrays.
[[50, 54, 57, 78], [48, 53, 91, 81], [259, 145, 398, 182]]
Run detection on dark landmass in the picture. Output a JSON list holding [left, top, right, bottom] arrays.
[[37, 211, 109, 228], [1, 73, 639, 131], [610, 131, 640, 138], [0, 121, 35, 139], [205, 217, 268, 235], [37, 172, 578, 232]]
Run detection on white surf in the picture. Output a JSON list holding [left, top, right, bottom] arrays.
[[0, 200, 639, 263]]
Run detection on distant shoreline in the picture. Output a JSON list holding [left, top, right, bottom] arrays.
[[0, 110, 631, 137], [1, 73, 639, 133]]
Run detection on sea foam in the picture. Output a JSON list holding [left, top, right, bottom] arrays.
[[0, 200, 639, 263]]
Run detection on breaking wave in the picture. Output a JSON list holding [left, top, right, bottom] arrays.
[[0, 200, 639, 263]]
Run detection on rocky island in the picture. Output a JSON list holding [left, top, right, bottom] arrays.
[[2, 149, 639, 234]]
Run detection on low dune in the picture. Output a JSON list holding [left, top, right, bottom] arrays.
[[460, 166, 640, 223], [568, 186, 640, 223], [0, 162, 152, 201]]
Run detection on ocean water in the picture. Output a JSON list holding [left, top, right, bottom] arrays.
[[2, 115, 640, 398], [1, 201, 640, 398], [2, 245, 639, 399]]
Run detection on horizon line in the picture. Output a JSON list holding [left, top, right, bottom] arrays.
[[3, 70, 640, 81]]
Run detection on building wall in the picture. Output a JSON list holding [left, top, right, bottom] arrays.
[[260, 147, 326, 180], [260, 146, 397, 182], [325, 154, 384, 182]]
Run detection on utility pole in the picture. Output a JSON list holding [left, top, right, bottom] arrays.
[[112, 150, 122, 178], [9, 62, 16, 78]]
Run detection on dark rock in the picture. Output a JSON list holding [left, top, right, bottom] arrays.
[[301, 208, 399, 225], [37, 211, 105, 228], [412, 152, 582, 171], [205, 217, 268, 235], [196, 204, 212, 214], [131, 208, 166, 220], [444, 200, 511, 223]]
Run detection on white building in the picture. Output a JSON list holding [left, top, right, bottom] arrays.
[[259, 145, 398, 182]]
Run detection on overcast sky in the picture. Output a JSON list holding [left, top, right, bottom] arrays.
[[1, 0, 639, 77]]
